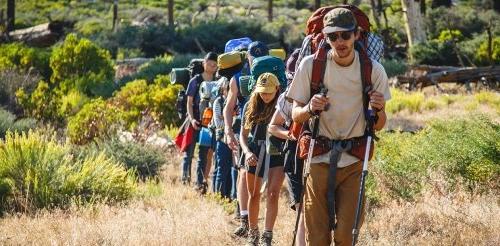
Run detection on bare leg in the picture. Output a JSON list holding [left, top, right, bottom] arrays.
[[238, 169, 249, 211], [264, 166, 285, 231], [246, 171, 262, 229]]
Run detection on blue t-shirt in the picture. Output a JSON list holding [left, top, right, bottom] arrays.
[[186, 74, 204, 120]]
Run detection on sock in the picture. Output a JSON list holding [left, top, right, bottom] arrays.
[[240, 210, 249, 216]]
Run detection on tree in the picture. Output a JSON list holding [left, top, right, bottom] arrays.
[[370, 0, 381, 29], [268, 0, 273, 22], [168, 0, 174, 27], [401, 0, 427, 50], [6, 0, 14, 32]]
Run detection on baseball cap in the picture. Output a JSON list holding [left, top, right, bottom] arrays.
[[254, 73, 279, 94], [322, 8, 357, 34]]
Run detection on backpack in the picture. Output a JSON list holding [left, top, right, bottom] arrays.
[[218, 51, 246, 79], [170, 58, 205, 88], [225, 37, 253, 53], [246, 55, 287, 95], [289, 5, 381, 140]]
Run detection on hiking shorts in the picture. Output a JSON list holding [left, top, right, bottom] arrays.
[[246, 154, 284, 178]]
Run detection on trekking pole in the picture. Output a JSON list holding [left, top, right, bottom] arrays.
[[352, 109, 376, 246], [292, 88, 327, 246]]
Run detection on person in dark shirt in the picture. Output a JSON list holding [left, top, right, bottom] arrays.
[[181, 52, 218, 192]]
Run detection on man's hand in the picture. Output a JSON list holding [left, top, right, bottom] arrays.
[[308, 93, 329, 114], [368, 91, 385, 111], [190, 118, 200, 130]]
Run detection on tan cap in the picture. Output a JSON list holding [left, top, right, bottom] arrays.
[[254, 73, 279, 94], [322, 8, 357, 34]]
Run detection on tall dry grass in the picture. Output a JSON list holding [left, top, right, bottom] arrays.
[[0, 151, 498, 245]]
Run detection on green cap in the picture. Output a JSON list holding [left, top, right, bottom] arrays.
[[322, 8, 357, 34]]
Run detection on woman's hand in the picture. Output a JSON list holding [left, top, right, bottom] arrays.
[[245, 152, 258, 167]]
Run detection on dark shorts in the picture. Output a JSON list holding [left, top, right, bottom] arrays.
[[283, 141, 304, 210], [246, 154, 284, 178]]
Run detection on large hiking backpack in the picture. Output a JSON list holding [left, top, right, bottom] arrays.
[[243, 55, 287, 96], [289, 5, 380, 141], [293, 5, 384, 75], [170, 58, 204, 87]]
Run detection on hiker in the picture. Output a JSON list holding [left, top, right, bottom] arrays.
[[240, 73, 283, 246], [223, 41, 270, 237], [212, 77, 233, 198], [182, 52, 218, 192], [286, 8, 391, 245], [267, 49, 306, 246]]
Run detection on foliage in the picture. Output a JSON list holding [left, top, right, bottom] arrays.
[[409, 40, 460, 66], [50, 34, 115, 97], [81, 137, 167, 180], [385, 88, 425, 114], [0, 108, 37, 139], [0, 130, 136, 212], [371, 115, 500, 201], [67, 99, 121, 145], [15, 81, 62, 123], [475, 37, 500, 66], [381, 59, 407, 78], [0, 69, 41, 114], [0, 43, 51, 79]]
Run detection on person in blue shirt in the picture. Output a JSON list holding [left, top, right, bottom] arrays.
[[182, 52, 218, 192]]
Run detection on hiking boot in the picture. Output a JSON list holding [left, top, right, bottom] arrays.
[[246, 228, 259, 246], [259, 231, 273, 246], [233, 215, 249, 238]]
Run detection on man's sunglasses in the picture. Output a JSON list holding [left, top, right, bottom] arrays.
[[326, 31, 354, 42]]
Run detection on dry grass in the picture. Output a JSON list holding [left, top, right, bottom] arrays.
[[0, 152, 498, 245]]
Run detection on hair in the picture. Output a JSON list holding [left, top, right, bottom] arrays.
[[244, 90, 278, 130], [205, 52, 218, 62]]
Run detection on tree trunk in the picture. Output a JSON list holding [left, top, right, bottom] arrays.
[[314, 0, 321, 10], [7, 0, 14, 32], [168, 0, 174, 27], [401, 0, 427, 50], [112, 0, 118, 31], [268, 0, 273, 22], [420, 0, 426, 16], [370, 0, 381, 29], [431, 0, 451, 8]]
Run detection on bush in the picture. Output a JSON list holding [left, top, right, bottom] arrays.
[[119, 54, 199, 85], [0, 108, 37, 138], [475, 37, 500, 66], [372, 115, 500, 201], [381, 59, 407, 78], [111, 79, 183, 129], [0, 43, 51, 79], [409, 40, 460, 66], [0, 130, 136, 212], [89, 137, 167, 180], [385, 88, 425, 114], [50, 34, 115, 96], [67, 99, 121, 145], [16, 81, 62, 123], [0, 69, 41, 114]]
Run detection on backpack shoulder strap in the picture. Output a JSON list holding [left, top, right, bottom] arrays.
[[310, 39, 330, 96], [355, 41, 378, 138]]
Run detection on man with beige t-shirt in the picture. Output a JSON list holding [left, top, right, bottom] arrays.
[[287, 8, 391, 246]]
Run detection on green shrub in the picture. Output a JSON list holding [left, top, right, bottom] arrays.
[[0, 43, 51, 79], [16, 80, 62, 123], [0, 130, 136, 212], [381, 59, 407, 78], [475, 37, 500, 66], [373, 115, 500, 201], [92, 137, 167, 180], [50, 34, 115, 96], [0, 108, 37, 138], [0, 69, 41, 114], [58, 90, 91, 118], [111, 79, 183, 128], [119, 54, 198, 85], [67, 99, 121, 145], [409, 40, 460, 66], [0, 109, 15, 138]]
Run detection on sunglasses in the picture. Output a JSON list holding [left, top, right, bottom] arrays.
[[327, 31, 354, 42]]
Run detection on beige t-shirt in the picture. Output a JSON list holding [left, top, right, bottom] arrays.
[[286, 50, 391, 167]]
